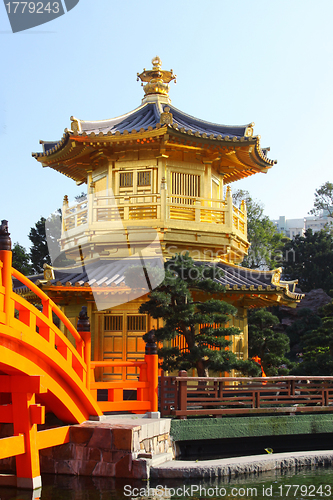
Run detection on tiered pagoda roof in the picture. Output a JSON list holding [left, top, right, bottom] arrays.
[[33, 57, 276, 185], [13, 259, 303, 309]]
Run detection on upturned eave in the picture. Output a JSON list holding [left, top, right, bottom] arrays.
[[33, 101, 276, 183]]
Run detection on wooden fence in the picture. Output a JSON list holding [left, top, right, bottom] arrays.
[[160, 371, 333, 418]]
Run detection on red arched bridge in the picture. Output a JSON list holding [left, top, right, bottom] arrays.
[[0, 220, 158, 489]]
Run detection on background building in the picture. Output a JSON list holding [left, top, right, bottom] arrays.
[[273, 214, 332, 239]]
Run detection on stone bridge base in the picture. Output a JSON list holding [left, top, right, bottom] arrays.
[[0, 414, 174, 480]]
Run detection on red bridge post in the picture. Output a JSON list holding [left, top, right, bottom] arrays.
[[144, 329, 158, 412], [12, 377, 46, 489], [0, 220, 14, 324], [77, 306, 91, 391], [0, 376, 46, 490]]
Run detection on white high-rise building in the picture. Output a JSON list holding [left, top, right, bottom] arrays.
[[273, 214, 332, 238]]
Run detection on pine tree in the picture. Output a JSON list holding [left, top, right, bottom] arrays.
[[29, 217, 51, 273], [286, 308, 322, 362], [292, 301, 333, 375], [247, 309, 291, 376], [310, 181, 333, 218], [137, 253, 242, 377], [282, 229, 333, 295], [12, 242, 33, 275]]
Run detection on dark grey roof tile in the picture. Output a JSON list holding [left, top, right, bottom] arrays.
[[33, 101, 252, 158]]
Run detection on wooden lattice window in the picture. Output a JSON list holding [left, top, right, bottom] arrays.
[[138, 171, 151, 186], [120, 172, 133, 187], [127, 315, 146, 332], [104, 315, 123, 331], [171, 172, 200, 203]]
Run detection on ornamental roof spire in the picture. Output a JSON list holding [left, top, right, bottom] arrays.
[[137, 56, 176, 101]]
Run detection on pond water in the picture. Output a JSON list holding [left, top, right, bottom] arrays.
[[0, 467, 333, 500]]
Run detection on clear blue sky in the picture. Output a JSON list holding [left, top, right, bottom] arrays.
[[1, 0, 333, 249]]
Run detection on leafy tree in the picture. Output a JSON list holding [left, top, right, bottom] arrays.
[[309, 181, 333, 218], [137, 253, 242, 377], [12, 242, 33, 275], [246, 309, 291, 376], [282, 228, 333, 295], [29, 217, 51, 273], [291, 301, 333, 375], [234, 190, 285, 270]]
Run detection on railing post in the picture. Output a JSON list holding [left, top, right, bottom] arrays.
[[77, 306, 91, 391], [144, 329, 158, 412], [195, 200, 201, 222], [226, 187, 233, 230], [62, 195, 69, 232], [166, 196, 171, 220], [160, 370, 165, 417], [0, 220, 13, 325], [178, 370, 188, 420], [241, 199, 247, 237], [323, 381, 329, 407], [255, 390, 260, 408], [124, 196, 130, 221], [138, 359, 148, 402], [160, 177, 167, 223]]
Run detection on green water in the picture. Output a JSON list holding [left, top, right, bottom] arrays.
[[0, 467, 333, 500]]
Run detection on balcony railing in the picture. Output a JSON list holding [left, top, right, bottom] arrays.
[[62, 199, 88, 231], [62, 189, 247, 238], [95, 193, 161, 222], [167, 194, 227, 224]]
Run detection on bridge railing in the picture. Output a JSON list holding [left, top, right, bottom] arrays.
[[7, 267, 159, 414], [160, 371, 333, 418], [87, 330, 158, 414], [0, 227, 104, 425], [0, 221, 159, 417], [9, 267, 89, 387]]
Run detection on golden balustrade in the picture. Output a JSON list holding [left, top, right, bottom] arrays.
[[62, 192, 247, 237]]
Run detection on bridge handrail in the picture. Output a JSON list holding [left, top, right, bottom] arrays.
[[11, 267, 83, 344], [1, 245, 158, 417], [1, 242, 103, 434], [12, 293, 87, 377]]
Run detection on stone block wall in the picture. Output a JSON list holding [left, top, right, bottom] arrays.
[[39, 418, 173, 479]]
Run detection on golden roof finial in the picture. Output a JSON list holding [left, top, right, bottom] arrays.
[[137, 56, 176, 98]]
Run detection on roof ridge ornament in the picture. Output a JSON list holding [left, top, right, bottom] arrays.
[[160, 106, 173, 125], [137, 56, 176, 99], [70, 116, 81, 134]]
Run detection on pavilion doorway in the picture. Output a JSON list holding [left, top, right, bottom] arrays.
[[102, 313, 147, 381]]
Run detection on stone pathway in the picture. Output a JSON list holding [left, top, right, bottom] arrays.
[[150, 450, 333, 478]]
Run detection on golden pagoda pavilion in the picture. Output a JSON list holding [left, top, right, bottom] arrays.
[[25, 57, 303, 379]]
